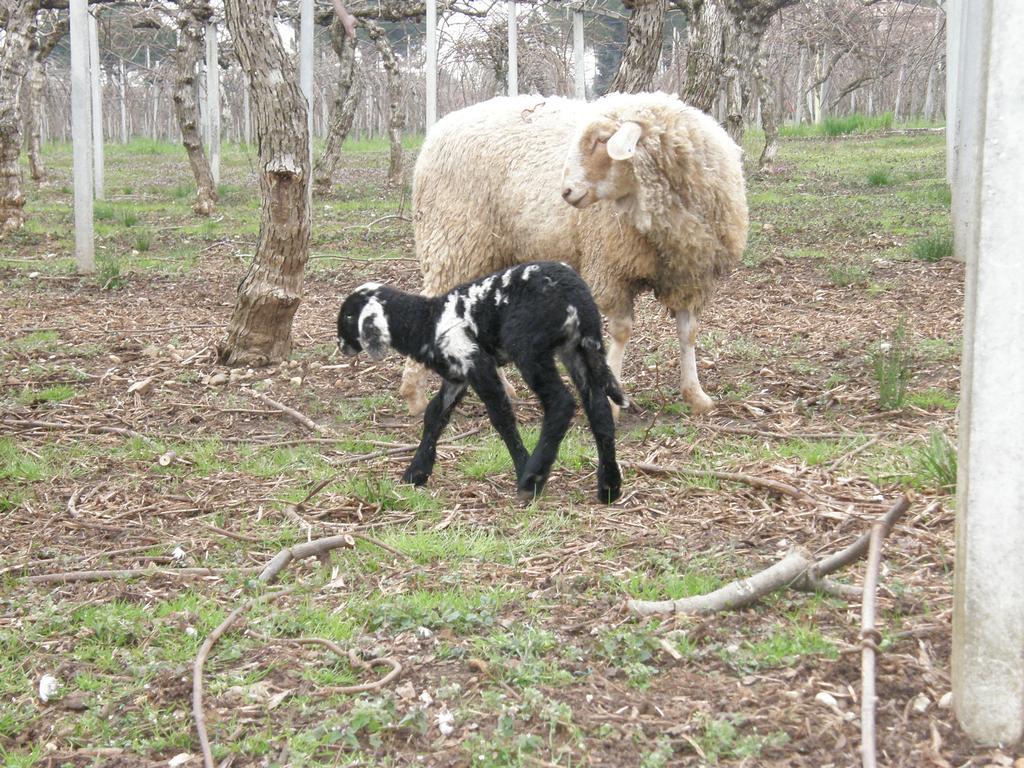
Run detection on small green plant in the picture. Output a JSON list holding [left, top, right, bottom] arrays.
[[914, 428, 957, 492], [118, 208, 139, 228], [96, 255, 129, 291], [93, 202, 115, 221], [825, 262, 870, 287], [133, 230, 152, 252], [911, 232, 954, 262], [821, 112, 894, 137], [867, 168, 894, 187], [871, 318, 912, 410], [687, 715, 789, 763], [171, 181, 196, 200]]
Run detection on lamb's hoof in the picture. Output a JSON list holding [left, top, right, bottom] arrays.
[[516, 473, 546, 502], [684, 388, 715, 416], [401, 467, 430, 487], [597, 467, 622, 504]]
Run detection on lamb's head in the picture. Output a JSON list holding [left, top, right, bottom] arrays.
[[336, 282, 391, 361], [560, 115, 644, 210]]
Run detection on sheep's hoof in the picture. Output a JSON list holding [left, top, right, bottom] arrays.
[[683, 388, 715, 416], [516, 474, 546, 502]]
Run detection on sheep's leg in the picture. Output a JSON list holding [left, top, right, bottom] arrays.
[[402, 379, 468, 486], [467, 360, 530, 480], [516, 356, 576, 502], [562, 351, 621, 504], [606, 314, 633, 419], [399, 358, 432, 416], [676, 310, 714, 415]]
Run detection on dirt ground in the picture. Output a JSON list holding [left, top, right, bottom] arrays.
[[1, 132, 1018, 767]]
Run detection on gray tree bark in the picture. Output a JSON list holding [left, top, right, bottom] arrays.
[[313, 14, 361, 195], [678, 0, 726, 113], [609, 0, 668, 94], [24, 13, 66, 182], [366, 20, 405, 188], [0, 0, 42, 235], [172, 0, 217, 215], [218, 0, 312, 367]]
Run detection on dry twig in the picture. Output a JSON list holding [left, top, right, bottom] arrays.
[[628, 496, 911, 616], [245, 389, 327, 433], [624, 460, 815, 503], [292, 637, 403, 694], [860, 521, 890, 768]]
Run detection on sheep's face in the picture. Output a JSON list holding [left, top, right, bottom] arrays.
[[337, 284, 391, 361], [561, 118, 643, 209]]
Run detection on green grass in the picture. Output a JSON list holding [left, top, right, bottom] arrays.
[[913, 428, 958, 492], [867, 168, 894, 186], [824, 262, 870, 287], [686, 715, 790, 764], [724, 624, 838, 673], [911, 232, 954, 262], [14, 384, 76, 406], [870, 317, 913, 410]]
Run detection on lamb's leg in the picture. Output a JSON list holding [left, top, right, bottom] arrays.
[[516, 356, 576, 502], [403, 379, 468, 486], [676, 310, 714, 415], [400, 358, 432, 416], [562, 351, 621, 504], [606, 314, 633, 419], [467, 360, 530, 479]]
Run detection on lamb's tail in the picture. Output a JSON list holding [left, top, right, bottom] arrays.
[[580, 337, 628, 408]]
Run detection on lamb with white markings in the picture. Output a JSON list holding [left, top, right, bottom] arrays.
[[337, 262, 625, 503], [400, 91, 748, 418]]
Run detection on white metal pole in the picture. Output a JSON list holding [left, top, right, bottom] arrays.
[[70, 0, 94, 273], [507, 0, 518, 97], [206, 21, 220, 186], [573, 9, 586, 100], [426, 0, 437, 129], [953, 0, 1024, 748], [88, 11, 104, 200], [300, 0, 314, 198]]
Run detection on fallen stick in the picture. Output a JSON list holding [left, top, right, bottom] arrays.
[[245, 389, 326, 434], [628, 496, 911, 616], [193, 587, 295, 768], [21, 566, 261, 584], [1, 416, 151, 442], [623, 460, 814, 503], [860, 522, 890, 768], [292, 637, 403, 694]]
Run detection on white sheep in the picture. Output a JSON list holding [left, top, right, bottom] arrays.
[[400, 91, 749, 417]]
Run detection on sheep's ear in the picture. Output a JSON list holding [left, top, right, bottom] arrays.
[[606, 121, 643, 161], [359, 314, 389, 360]]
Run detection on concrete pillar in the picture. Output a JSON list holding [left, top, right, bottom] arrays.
[[953, 0, 1024, 748], [299, 0, 313, 197], [425, 0, 437, 129], [70, 0, 94, 273], [507, 0, 518, 97], [572, 9, 585, 100], [945, 0, 961, 182], [206, 21, 220, 186], [88, 11, 104, 200]]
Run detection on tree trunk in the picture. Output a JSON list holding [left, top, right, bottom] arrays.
[[366, 21, 404, 188], [314, 16, 362, 195], [218, 0, 311, 368], [0, 1, 41, 236], [172, 0, 217, 215], [608, 0, 667, 94], [24, 52, 46, 182], [756, 50, 778, 170], [794, 43, 806, 124], [679, 0, 725, 113]]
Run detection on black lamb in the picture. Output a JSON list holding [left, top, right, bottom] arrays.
[[336, 261, 625, 503]]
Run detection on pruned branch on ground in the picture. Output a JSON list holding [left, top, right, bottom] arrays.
[[860, 520, 892, 768], [624, 460, 815, 503], [628, 495, 912, 616]]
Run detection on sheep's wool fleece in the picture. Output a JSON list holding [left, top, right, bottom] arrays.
[[412, 92, 749, 318]]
